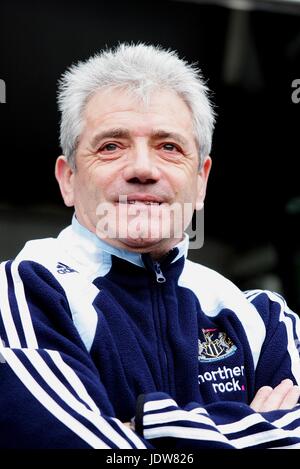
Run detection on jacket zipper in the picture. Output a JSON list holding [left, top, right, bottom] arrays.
[[151, 261, 170, 392], [153, 261, 166, 283]]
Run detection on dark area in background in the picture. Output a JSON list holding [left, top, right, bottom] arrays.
[[0, 0, 300, 309]]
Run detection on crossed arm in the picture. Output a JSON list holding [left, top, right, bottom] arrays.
[[124, 379, 300, 430]]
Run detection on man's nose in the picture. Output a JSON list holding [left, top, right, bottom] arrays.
[[123, 144, 160, 184]]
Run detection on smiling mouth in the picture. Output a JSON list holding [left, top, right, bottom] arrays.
[[116, 195, 164, 206], [122, 200, 162, 205]]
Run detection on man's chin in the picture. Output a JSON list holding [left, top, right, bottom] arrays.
[[96, 232, 181, 257], [118, 236, 164, 252]]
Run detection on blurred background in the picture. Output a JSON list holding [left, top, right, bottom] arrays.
[[0, 0, 300, 311]]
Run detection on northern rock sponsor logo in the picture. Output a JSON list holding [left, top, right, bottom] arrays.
[[198, 365, 246, 394]]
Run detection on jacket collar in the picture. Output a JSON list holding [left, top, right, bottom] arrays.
[[58, 215, 189, 271]]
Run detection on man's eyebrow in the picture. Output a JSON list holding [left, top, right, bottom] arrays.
[[90, 128, 131, 149], [151, 130, 189, 147]]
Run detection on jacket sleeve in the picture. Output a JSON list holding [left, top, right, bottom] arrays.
[[244, 289, 300, 391], [0, 259, 149, 449], [135, 392, 300, 448]]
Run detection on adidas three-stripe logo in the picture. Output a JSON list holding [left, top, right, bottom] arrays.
[[56, 262, 78, 274]]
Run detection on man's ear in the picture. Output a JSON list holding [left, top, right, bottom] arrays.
[[55, 155, 75, 207], [196, 156, 212, 210]]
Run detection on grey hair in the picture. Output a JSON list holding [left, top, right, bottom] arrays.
[[57, 43, 216, 169]]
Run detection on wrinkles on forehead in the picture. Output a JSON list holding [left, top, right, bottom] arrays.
[[77, 86, 199, 157]]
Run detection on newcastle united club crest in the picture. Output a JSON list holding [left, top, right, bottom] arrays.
[[198, 328, 237, 362]]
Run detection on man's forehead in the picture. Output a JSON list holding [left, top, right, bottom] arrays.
[[79, 86, 198, 151]]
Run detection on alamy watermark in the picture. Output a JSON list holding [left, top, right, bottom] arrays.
[[291, 79, 300, 104], [0, 79, 6, 103], [95, 195, 204, 249]]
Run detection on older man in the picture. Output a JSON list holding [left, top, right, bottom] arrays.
[[0, 43, 300, 449]]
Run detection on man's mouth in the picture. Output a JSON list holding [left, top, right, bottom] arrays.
[[126, 200, 161, 205], [116, 195, 164, 206]]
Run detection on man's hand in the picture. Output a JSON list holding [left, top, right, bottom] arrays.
[[250, 378, 300, 412], [123, 420, 135, 430]]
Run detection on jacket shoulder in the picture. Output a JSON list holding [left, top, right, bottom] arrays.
[[179, 259, 247, 314]]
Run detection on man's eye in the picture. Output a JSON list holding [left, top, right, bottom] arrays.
[[100, 143, 118, 152], [162, 143, 178, 152]]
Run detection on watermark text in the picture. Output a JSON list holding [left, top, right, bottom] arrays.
[[0, 79, 6, 103], [291, 79, 300, 104], [95, 196, 204, 249]]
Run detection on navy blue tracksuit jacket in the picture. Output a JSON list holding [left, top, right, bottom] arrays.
[[0, 216, 300, 448]]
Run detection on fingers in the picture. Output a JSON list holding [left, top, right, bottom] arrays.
[[280, 384, 300, 409], [250, 379, 300, 412], [122, 422, 132, 429], [250, 386, 273, 412], [123, 420, 135, 430], [261, 379, 294, 412]]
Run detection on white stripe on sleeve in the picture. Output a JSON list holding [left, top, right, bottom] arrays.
[[10, 261, 38, 348], [22, 348, 133, 448], [0, 347, 109, 448], [0, 262, 21, 348]]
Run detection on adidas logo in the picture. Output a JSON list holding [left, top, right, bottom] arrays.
[[56, 262, 78, 274]]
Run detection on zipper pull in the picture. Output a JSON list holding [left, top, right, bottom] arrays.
[[153, 261, 166, 283]]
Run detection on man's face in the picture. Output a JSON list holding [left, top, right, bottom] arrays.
[[56, 87, 211, 256]]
